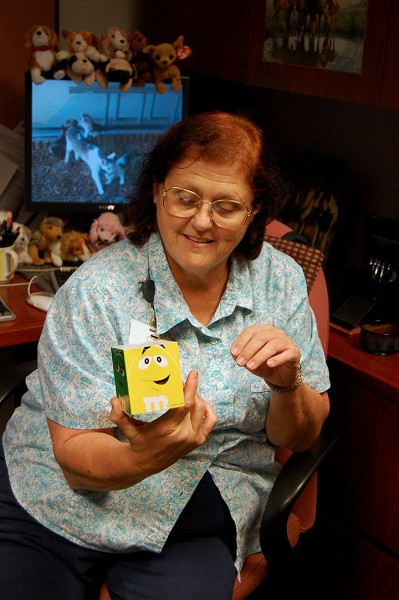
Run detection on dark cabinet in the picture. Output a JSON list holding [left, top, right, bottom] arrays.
[[143, 0, 399, 110], [316, 329, 399, 600], [323, 370, 399, 552]]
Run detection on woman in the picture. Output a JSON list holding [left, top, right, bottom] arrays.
[[0, 111, 330, 599]]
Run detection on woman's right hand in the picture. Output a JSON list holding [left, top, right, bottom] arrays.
[[110, 369, 217, 476], [48, 371, 216, 491]]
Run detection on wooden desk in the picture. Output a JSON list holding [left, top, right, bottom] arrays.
[[0, 274, 46, 347], [316, 327, 399, 600]]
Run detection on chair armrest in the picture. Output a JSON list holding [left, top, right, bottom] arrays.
[[0, 360, 37, 409], [259, 424, 338, 569]]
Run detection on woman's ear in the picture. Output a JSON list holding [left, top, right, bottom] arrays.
[[153, 182, 162, 203], [250, 205, 260, 220]]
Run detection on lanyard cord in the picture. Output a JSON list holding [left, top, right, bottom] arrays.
[[139, 277, 158, 337]]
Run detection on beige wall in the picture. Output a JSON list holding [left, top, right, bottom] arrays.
[[58, 0, 142, 49]]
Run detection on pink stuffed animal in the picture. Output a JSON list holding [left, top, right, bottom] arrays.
[[88, 212, 126, 253]]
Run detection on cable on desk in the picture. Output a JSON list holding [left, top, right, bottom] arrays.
[[0, 281, 30, 288], [0, 273, 50, 288], [27, 276, 40, 297]]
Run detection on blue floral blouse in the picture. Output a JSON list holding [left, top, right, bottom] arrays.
[[3, 233, 330, 574]]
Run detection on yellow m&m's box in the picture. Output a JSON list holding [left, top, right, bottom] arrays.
[[111, 340, 184, 415]]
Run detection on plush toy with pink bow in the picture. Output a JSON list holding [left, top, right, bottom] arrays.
[[143, 36, 191, 94]]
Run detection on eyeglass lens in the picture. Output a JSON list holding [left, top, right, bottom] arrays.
[[163, 187, 250, 226]]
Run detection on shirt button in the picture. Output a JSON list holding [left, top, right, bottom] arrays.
[[217, 382, 224, 390], [210, 338, 218, 345]]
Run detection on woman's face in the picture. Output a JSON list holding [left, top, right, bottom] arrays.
[[154, 156, 255, 283]]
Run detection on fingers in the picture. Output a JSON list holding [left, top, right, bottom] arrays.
[[110, 397, 142, 436], [190, 397, 218, 436], [182, 369, 217, 435], [182, 369, 199, 411], [110, 396, 126, 424], [110, 371, 217, 451], [231, 326, 300, 372]]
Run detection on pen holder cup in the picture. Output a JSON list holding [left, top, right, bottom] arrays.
[[0, 245, 18, 282]]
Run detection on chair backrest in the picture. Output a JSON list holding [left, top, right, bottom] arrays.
[[266, 219, 329, 355]]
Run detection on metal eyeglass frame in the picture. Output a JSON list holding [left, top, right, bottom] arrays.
[[162, 186, 252, 227]]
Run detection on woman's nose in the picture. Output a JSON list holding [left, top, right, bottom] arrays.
[[191, 203, 213, 229]]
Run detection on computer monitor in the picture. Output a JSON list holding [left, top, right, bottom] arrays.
[[24, 74, 190, 216]]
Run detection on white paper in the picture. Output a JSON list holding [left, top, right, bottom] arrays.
[[128, 319, 153, 344]]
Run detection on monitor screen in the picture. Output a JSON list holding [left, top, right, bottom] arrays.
[[24, 74, 189, 215]]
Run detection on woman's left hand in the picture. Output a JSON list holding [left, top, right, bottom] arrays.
[[230, 324, 301, 388], [231, 325, 330, 452]]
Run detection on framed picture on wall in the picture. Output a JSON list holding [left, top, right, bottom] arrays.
[[246, 0, 388, 106], [262, 0, 368, 73]]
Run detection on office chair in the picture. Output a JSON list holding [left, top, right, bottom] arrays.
[[0, 221, 336, 600]]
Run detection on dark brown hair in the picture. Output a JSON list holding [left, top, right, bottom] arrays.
[[125, 111, 283, 259]]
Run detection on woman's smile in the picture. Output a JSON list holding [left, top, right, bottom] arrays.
[[155, 157, 254, 285], [183, 233, 213, 244]]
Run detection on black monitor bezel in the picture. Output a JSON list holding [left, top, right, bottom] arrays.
[[24, 73, 190, 216]]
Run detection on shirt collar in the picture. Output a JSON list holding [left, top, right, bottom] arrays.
[[148, 233, 253, 334]]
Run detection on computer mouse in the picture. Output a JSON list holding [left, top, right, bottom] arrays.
[[26, 293, 54, 312]]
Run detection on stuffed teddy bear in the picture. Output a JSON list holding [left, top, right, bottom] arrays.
[[88, 212, 126, 254], [28, 216, 64, 266], [128, 29, 154, 87], [25, 25, 65, 84], [143, 36, 190, 94], [12, 222, 33, 265], [60, 230, 91, 263]]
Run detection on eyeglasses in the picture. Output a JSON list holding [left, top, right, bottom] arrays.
[[162, 187, 252, 229]]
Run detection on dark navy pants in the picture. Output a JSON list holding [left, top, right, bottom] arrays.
[[0, 445, 236, 600]]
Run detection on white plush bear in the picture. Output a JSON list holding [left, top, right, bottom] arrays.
[[12, 222, 33, 265]]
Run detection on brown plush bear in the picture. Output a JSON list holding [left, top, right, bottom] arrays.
[[28, 217, 64, 266], [128, 30, 154, 86], [143, 36, 190, 94]]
